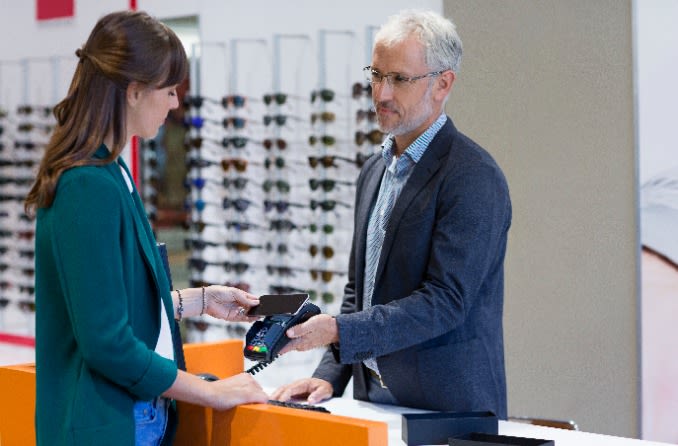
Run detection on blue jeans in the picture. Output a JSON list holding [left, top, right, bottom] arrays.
[[134, 397, 168, 446]]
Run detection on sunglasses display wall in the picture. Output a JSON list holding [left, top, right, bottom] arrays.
[[146, 33, 384, 345], [0, 103, 53, 336]]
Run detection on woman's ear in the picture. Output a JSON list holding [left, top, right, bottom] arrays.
[[126, 81, 143, 107]]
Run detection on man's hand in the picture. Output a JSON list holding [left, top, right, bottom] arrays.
[[271, 377, 334, 405], [279, 314, 339, 354]]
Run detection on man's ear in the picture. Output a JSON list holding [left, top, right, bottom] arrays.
[[126, 81, 143, 107], [434, 70, 456, 101]]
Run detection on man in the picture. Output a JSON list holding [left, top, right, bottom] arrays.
[[272, 9, 511, 418]]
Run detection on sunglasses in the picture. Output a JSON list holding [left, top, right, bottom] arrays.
[[308, 135, 344, 147], [263, 93, 287, 106], [262, 138, 288, 150], [310, 89, 335, 103], [311, 111, 336, 124], [307, 155, 356, 169], [222, 177, 250, 190], [227, 220, 265, 231], [221, 158, 250, 172], [222, 198, 256, 212], [263, 114, 299, 127], [268, 285, 309, 294], [262, 179, 291, 193], [309, 244, 334, 259], [14, 141, 41, 150], [356, 109, 377, 124], [18, 299, 36, 312], [264, 157, 289, 170], [17, 122, 54, 133], [309, 269, 344, 283], [221, 95, 248, 108], [183, 220, 255, 233], [184, 239, 222, 250], [269, 219, 302, 232], [264, 199, 305, 213], [309, 199, 351, 212], [226, 241, 263, 252], [17, 105, 52, 116], [265, 242, 289, 255], [186, 157, 219, 169], [352, 82, 372, 99], [355, 129, 385, 146], [189, 258, 250, 274], [308, 178, 354, 192], [265, 265, 301, 277], [307, 290, 336, 303], [309, 223, 334, 234]]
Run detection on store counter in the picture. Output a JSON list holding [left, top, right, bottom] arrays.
[[1, 341, 672, 446], [317, 396, 672, 446]]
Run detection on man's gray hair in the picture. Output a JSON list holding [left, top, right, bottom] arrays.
[[374, 9, 463, 73]]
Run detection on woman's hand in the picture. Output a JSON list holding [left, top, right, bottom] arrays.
[[204, 285, 260, 322], [205, 373, 269, 410]]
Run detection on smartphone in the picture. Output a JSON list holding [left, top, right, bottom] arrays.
[[247, 293, 309, 316]]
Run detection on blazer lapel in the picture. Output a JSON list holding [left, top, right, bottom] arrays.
[[373, 119, 455, 296], [355, 158, 386, 307]]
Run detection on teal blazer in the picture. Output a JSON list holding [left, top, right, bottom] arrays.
[[34, 145, 180, 445]]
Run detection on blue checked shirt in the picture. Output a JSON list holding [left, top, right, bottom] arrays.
[[363, 113, 447, 375]]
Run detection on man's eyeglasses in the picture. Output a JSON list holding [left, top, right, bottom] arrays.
[[363, 66, 447, 88]]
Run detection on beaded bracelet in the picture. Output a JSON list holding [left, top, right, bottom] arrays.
[[176, 289, 184, 321], [200, 286, 207, 316]]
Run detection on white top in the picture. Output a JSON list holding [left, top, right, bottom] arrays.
[[119, 165, 174, 361]]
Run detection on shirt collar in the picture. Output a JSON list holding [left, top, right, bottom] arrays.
[[381, 112, 447, 166]]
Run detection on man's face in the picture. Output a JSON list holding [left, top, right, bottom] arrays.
[[370, 36, 438, 146]]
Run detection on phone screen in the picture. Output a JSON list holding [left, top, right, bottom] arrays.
[[247, 293, 309, 316]]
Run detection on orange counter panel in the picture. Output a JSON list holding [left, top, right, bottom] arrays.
[[0, 340, 388, 446], [0, 364, 37, 446], [210, 403, 387, 446]]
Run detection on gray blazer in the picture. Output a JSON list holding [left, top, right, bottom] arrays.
[[313, 117, 511, 419]]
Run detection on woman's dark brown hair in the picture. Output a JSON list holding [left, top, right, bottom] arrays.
[[25, 10, 188, 213]]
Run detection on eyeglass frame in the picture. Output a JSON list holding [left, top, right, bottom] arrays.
[[363, 65, 447, 88]]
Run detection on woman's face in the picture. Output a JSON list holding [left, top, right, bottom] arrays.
[[126, 84, 179, 140]]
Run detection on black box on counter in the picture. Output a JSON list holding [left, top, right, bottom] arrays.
[[402, 411, 498, 445], [449, 432, 554, 446]]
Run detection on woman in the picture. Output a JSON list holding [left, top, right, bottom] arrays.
[[24, 10, 268, 446]]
